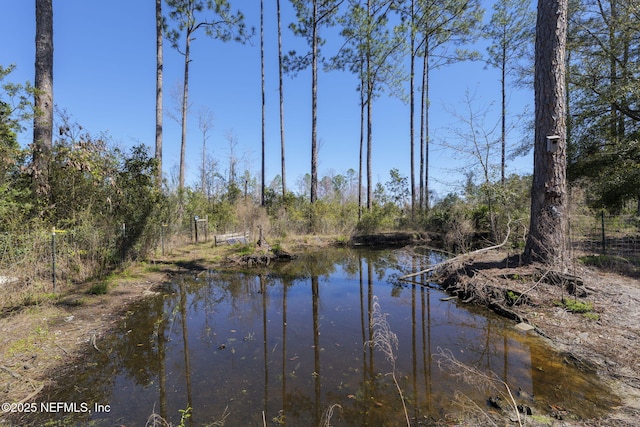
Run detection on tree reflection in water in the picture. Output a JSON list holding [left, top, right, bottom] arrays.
[[30, 248, 619, 427]]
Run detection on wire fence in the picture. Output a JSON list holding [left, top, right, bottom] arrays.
[[0, 222, 189, 297], [0, 215, 242, 298], [570, 213, 640, 260], [2, 212, 638, 301], [0, 226, 117, 291]]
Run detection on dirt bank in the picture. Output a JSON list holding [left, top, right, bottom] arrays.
[[428, 249, 640, 426]]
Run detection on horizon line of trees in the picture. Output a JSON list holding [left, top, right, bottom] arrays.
[[1, 0, 638, 268], [157, 0, 536, 216]]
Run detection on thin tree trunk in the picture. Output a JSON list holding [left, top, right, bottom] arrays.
[[358, 64, 365, 220], [201, 123, 206, 194], [425, 55, 430, 210], [310, 0, 318, 204], [609, 0, 619, 143], [420, 38, 430, 210], [366, 81, 372, 211], [501, 47, 506, 185], [366, 82, 373, 210], [33, 0, 54, 201], [618, 51, 627, 136], [565, 47, 571, 157], [366, 0, 372, 211], [419, 47, 426, 210], [261, 0, 266, 206], [179, 33, 191, 194], [409, 0, 416, 218], [277, 0, 287, 198], [155, 0, 163, 188], [524, 0, 569, 265], [619, 24, 629, 138]]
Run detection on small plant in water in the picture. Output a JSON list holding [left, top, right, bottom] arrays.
[[368, 296, 411, 427], [145, 406, 193, 427], [272, 409, 286, 425], [177, 407, 191, 427]]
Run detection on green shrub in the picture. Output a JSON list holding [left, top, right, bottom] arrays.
[[356, 203, 401, 233], [554, 299, 598, 319], [88, 281, 109, 295], [234, 243, 254, 256]]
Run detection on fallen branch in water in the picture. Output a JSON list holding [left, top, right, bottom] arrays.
[[399, 221, 511, 281], [395, 275, 441, 289]]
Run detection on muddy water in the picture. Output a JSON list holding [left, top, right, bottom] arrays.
[[30, 249, 618, 426]]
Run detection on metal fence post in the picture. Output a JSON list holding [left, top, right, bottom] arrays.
[[601, 211, 606, 255], [51, 227, 56, 292], [161, 223, 166, 256], [122, 222, 126, 263]]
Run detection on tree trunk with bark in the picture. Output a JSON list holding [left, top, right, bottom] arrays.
[[409, 0, 415, 218], [155, 0, 163, 188], [524, 0, 569, 265], [260, 0, 266, 206], [420, 40, 430, 210], [365, 0, 372, 211], [366, 67, 373, 211], [500, 48, 506, 185], [179, 33, 191, 194], [358, 62, 365, 220], [277, 0, 287, 198], [310, 0, 319, 204], [33, 0, 54, 201]]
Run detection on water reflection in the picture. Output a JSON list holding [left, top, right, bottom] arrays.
[[30, 249, 618, 426]]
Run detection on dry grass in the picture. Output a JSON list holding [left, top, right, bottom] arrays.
[[320, 403, 342, 427], [368, 296, 411, 427], [435, 347, 524, 427]]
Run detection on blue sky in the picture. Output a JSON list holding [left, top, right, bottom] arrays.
[[1, 1, 534, 199]]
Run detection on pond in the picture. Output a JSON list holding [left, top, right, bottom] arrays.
[[30, 249, 618, 426]]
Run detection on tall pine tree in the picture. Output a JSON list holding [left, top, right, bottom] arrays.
[[33, 0, 54, 204], [525, 0, 569, 265], [286, 0, 342, 205], [165, 0, 249, 194], [484, 0, 535, 184], [412, 0, 483, 209], [567, 0, 640, 212]]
